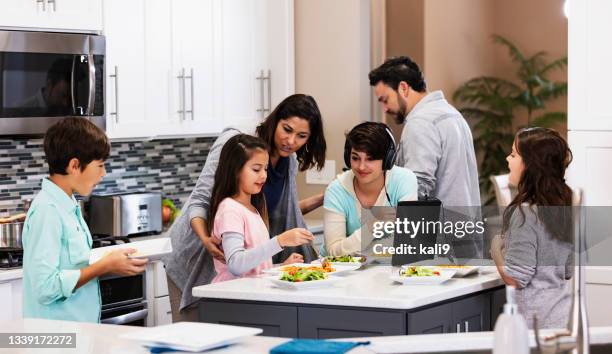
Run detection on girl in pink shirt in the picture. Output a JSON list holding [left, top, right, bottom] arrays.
[[208, 134, 315, 282]]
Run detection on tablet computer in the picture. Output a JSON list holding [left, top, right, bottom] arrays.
[[392, 199, 443, 266]]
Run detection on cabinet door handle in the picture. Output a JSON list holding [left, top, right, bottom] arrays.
[[265, 69, 271, 113], [177, 68, 186, 120], [36, 0, 46, 11], [184, 68, 194, 120], [464, 321, 469, 333], [256, 70, 265, 117], [109, 65, 119, 123], [47, 0, 56, 11], [456, 323, 461, 333]]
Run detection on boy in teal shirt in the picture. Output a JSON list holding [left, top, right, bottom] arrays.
[[22, 118, 147, 323]]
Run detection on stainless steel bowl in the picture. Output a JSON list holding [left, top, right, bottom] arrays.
[[0, 222, 23, 249]]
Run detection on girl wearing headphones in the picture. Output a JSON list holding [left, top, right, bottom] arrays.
[[323, 122, 418, 256]]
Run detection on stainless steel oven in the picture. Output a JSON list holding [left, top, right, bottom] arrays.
[[0, 30, 105, 136], [100, 273, 148, 326]]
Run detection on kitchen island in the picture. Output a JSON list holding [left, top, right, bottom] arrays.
[[193, 265, 506, 338]]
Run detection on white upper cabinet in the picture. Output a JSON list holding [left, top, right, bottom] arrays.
[[0, 0, 102, 32], [262, 0, 295, 112], [101, 0, 294, 139], [217, 0, 266, 130], [103, 0, 149, 139], [166, 0, 219, 136], [568, 0, 612, 131], [143, 0, 172, 137], [567, 0, 612, 206], [216, 0, 295, 131]]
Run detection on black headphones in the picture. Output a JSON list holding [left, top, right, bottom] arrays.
[[344, 122, 397, 170]]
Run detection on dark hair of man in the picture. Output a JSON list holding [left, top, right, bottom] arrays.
[[44, 117, 110, 175], [207, 134, 269, 235], [501, 127, 574, 244], [255, 94, 326, 172], [346, 122, 391, 161], [368, 56, 427, 92]]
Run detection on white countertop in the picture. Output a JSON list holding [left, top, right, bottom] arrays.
[[193, 265, 505, 310], [0, 267, 23, 282], [2, 318, 612, 354]]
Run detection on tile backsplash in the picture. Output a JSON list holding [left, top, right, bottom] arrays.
[[0, 137, 216, 217]]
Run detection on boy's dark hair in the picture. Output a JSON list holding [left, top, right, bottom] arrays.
[[345, 122, 392, 161], [368, 56, 427, 92], [255, 94, 326, 172], [44, 118, 110, 175], [207, 134, 269, 235]]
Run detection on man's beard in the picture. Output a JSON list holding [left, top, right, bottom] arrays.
[[392, 95, 408, 124]]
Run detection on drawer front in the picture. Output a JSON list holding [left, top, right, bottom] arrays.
[[199, 301, 297, 338], [298, 307, 405, 339]]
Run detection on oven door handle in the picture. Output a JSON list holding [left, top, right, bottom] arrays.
[[101, 308, 148, 325]]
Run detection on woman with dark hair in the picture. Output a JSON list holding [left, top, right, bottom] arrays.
[[164, 94, 327, 321], [491, 127, 574, 329], [323, 122, 418, 256]]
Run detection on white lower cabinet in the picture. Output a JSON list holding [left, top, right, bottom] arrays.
[[146, 260, 172, 326], [0, 278, 23, 321], [154, 296, 172, 326]]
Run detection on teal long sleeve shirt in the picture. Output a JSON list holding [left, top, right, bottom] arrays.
[[22, 178, 101, 323]]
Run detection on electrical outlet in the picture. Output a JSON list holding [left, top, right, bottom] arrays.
[[306, 160, 336, 185]]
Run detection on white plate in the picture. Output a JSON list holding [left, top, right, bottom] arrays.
[[89, 238, 172, 264], [263, 263, 360, 275], [434, 265, 480, 277], [390, 267, 456, 285], [119, 322, 261, 352], [323, 256, 364, 267], [267, 275, 341, 290]]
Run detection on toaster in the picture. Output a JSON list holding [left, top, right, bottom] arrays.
[[88, 192, 162, 237]]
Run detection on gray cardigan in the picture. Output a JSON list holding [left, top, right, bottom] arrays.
[[396, 91, 481, 208], [503, 205, 573, 329], [163, 127, 317, 310]]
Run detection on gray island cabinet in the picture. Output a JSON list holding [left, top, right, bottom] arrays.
[[193, 266, 505, 339]]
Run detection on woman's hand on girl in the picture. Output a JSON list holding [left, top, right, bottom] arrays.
[[281, 253, 304, 265], [277, 228, 314, 247], [203, 236, 226, 263], [99, 249, 148, 276]]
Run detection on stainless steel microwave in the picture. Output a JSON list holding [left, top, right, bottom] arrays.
[[0, 30, 105, 136]]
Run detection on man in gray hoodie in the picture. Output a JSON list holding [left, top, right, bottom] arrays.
[[369, 57, 482, 259], [369, 56, 481, 208]]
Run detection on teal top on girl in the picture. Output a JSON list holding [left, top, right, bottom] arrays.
[[22, 178, 101, 323], [322, 166, 418, 256]]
